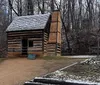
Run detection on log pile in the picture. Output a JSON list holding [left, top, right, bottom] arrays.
[[24, 77, 91, 85]]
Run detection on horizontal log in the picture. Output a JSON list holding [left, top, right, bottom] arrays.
[[33, 45, 43, 47], [28, 48, 42, 50], [8, 48, 21, 52], [8, 34, 43, 38], [28, 50, 42, 52], [31, 44, 43, 47], [47, 46, 56, 48], [34, 77, 91, 85], [8, 44, 21, 47], [8, 42, 21, 44], [7, 32, 43, 37], [8, 38, 21, 40], [7, 30, 43, 35], [28, 38, 43, 41], [8, 46, 21, 49]]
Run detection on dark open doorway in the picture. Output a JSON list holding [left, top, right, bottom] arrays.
[[22, 39, 28, 55]]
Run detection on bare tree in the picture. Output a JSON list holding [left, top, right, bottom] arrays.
[[8, 0, 19, 16], [0, 0, 9, 57]]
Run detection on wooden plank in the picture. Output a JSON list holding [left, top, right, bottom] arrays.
[[33, 41, 42, 44], [7, 30, 43, 35], [58, 12, 61, 22], [50, 22, 61, 33], [8, 43, 21, 47], [28, 50, 42, 52], [29, 38, 43, 40], [57, 32, 61, 44], [52, 12, 59, 22], [8, 42, 21, 44], [57, 22, 61, 33], [8, 48, 21, 52], [51, 11, 61, 22], [33, 43, 42, 46], [28, 48, 42, 51], [8, 38, 21, 41], [8, 37, 21, 40], [48, 33, 57, 43], [8, 34, 43, 38], [8, 47, 21, 49], [50, 23, 57, 32]]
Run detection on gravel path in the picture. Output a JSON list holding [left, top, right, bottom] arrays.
[[0, 58, 84, 85]]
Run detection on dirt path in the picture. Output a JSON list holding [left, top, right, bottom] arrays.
[[0, 58, 84, 85]]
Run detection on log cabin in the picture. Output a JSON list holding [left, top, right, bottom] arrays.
[[6, 10, 61, 57]]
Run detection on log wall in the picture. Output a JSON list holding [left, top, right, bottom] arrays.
[[7, 11, 61, 57], [7, 30, 44, 57]]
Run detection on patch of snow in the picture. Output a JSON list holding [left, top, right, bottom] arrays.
[[64, 55, 96, 58], [65, 79, 99, 85], [43, 61, 100, 85], [59, 62, 78, 71]]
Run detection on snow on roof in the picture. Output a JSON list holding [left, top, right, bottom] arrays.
[[6, 13, 50, 32]]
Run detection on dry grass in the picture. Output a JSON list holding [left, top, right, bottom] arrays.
[[39, 56, 86, 60], [0, 58, 6, 63]]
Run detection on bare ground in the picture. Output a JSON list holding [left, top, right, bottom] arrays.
[[0, 58, 84, 85]]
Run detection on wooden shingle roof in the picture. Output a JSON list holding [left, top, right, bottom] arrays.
[[6, 13, 50, 32]]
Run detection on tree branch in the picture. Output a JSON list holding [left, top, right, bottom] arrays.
[[8, 0, 19, 16]]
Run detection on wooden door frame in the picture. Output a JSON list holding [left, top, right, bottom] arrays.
[[22, 38, 28, 55]]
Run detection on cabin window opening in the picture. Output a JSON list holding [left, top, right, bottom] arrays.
[[29, 40, 33, 47]]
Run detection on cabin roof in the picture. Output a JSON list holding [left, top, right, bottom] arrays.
[[6, 13, 50, 32]]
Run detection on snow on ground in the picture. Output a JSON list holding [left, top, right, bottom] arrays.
[[43, 70, 100, 85], [64, 55, 96, 58], [43, 57, 100, 85]]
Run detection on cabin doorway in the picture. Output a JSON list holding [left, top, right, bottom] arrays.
[[22, 39, 28, 55]]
